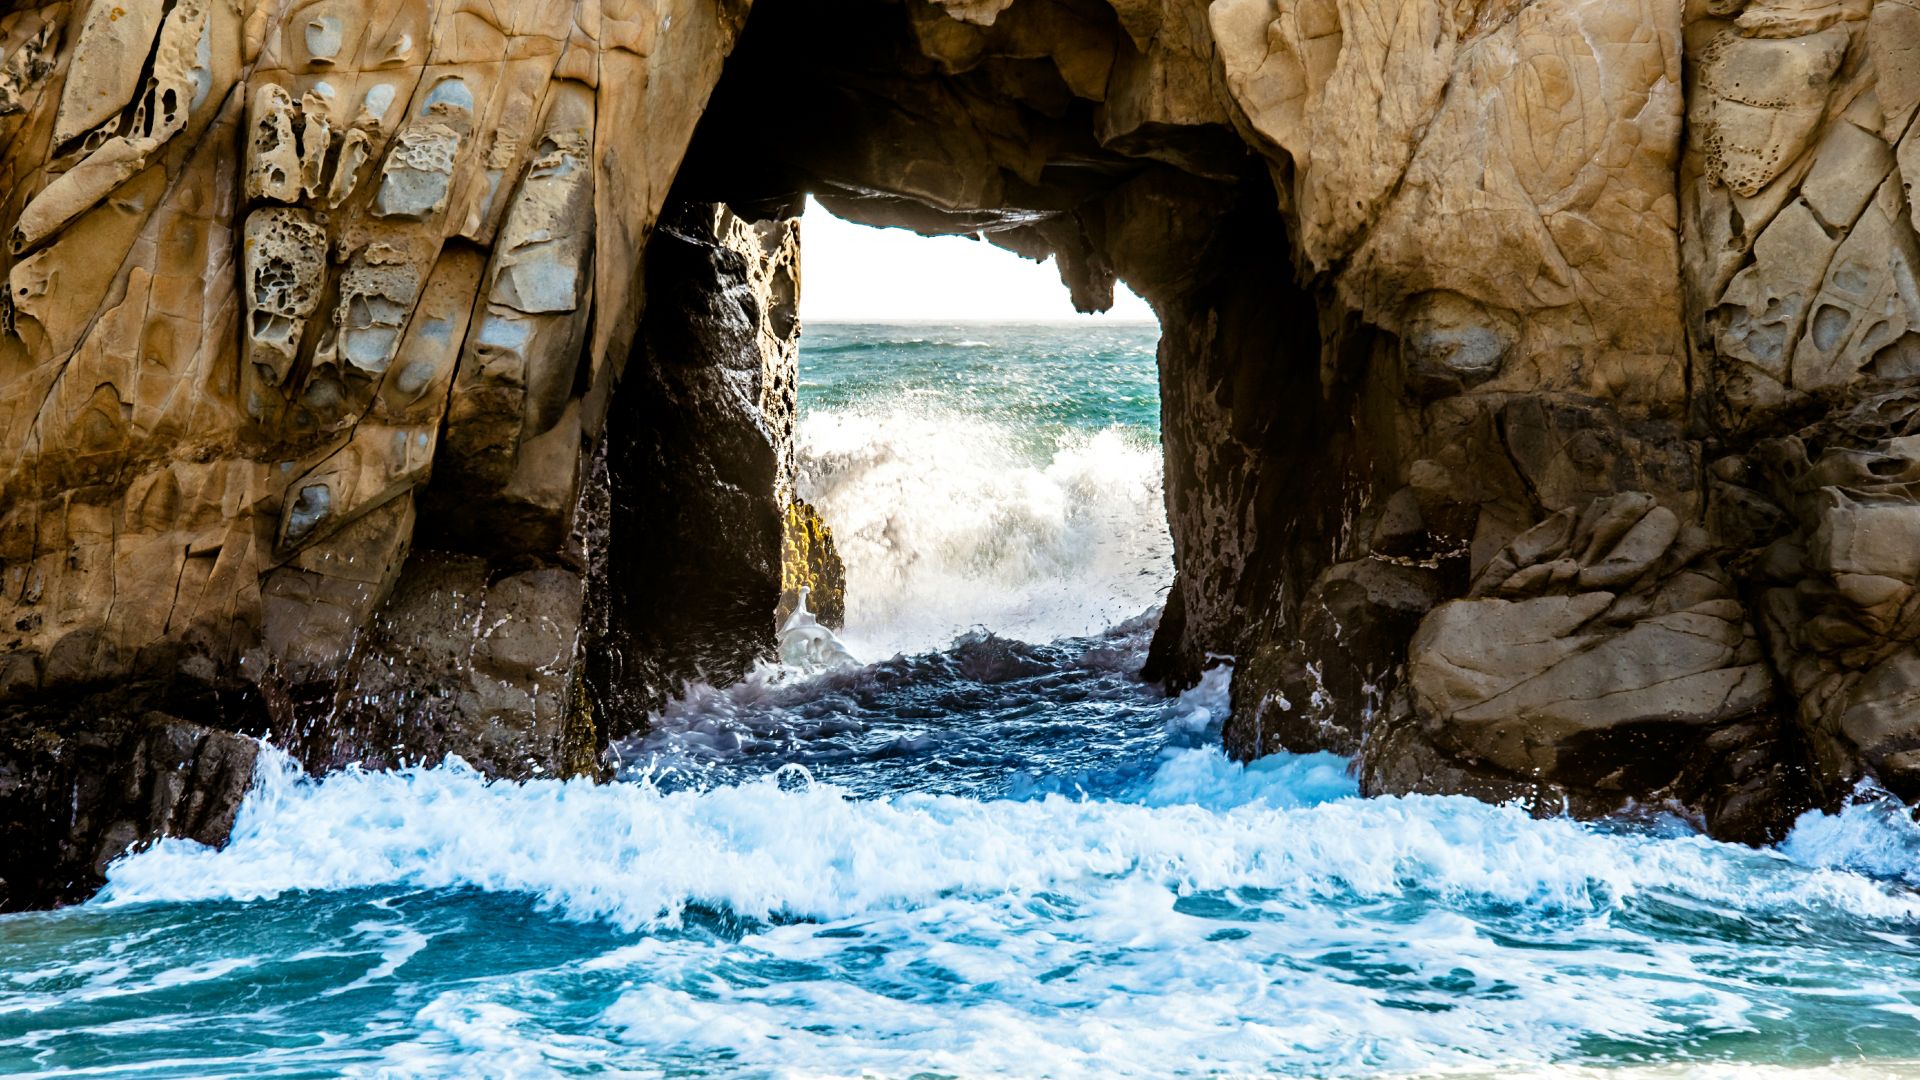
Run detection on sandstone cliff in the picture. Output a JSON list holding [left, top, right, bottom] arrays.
[[3, 0, 1920, 905]]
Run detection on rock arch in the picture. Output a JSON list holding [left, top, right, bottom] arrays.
[[3, 0, 1920, 905]]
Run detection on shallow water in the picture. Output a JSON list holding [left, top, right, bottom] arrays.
[[7, 322, 1920, 1079]]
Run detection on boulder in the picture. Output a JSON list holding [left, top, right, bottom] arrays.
[[1362, 493, 1808, 840]]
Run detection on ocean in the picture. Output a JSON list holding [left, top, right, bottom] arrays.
[[6, 322, 1920, 1078]]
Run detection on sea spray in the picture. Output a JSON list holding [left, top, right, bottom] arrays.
[[1780, 783, 1920, 887], [798, 408, 1170, 656], [793, 322, 1168, 658]]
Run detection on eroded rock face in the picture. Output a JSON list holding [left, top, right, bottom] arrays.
[[1360, 494, 1798, 839], [0, 0, 782, 889], [1745, 390, 1920, 804], [0, 0, 757, 776], [9, 0, 1920, 902], [1213, 0, 1920, 836]]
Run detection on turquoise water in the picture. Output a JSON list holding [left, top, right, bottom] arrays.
[[7, 322, 1920, 1079], [798, 322, 1162, 442]]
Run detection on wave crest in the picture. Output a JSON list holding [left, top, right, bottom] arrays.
[[101, 739, 1920, 935]]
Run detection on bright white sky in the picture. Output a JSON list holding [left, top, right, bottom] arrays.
[[797, 196, 1155, 322]]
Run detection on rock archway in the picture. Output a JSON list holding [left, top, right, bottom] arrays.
[[648, 0, 1350, 744], [5, 0, 1920, 906]]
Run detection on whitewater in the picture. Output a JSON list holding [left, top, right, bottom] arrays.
[[7, 323, 1920, 1079]]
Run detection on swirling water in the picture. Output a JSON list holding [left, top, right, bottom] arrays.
[[8, 322, 1920, 1078]]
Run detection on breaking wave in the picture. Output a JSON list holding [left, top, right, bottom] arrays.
[[76, 686, 1920, 1077], [797, 404, 1171, 657]]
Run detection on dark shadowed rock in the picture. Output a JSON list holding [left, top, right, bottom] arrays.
[[581, 202, 828, 746], [1, 687, 261, 911]]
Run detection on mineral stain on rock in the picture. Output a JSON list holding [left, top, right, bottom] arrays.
[[780, 498, 845, 632]]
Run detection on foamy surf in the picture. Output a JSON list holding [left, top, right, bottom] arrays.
[[793, 321, 1167, 659], [798, 406, 1170, 657], [51, 693, 1920, 1079], [16, 633, 1920, 1079], [100, 741, 1920, 930]]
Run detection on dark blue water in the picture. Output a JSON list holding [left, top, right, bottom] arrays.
[[6, 322, 1920, 1079]]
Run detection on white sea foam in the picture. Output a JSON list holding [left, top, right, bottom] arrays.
[[796, 404, 1171, 655], [1780, 785, 1920, 887], [102, 737, 1920, 937], [67, 686, 1920, 1079], [94, 742, 1916, 1077]]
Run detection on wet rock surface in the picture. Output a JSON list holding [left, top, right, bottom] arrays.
[[581, 201, 811, 747], [0, 686, 263, 911], [780, 499, 846, 632]]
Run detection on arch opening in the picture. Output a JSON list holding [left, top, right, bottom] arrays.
[[579, 0, 1352, 753], [792, 198, 1166, 658]]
